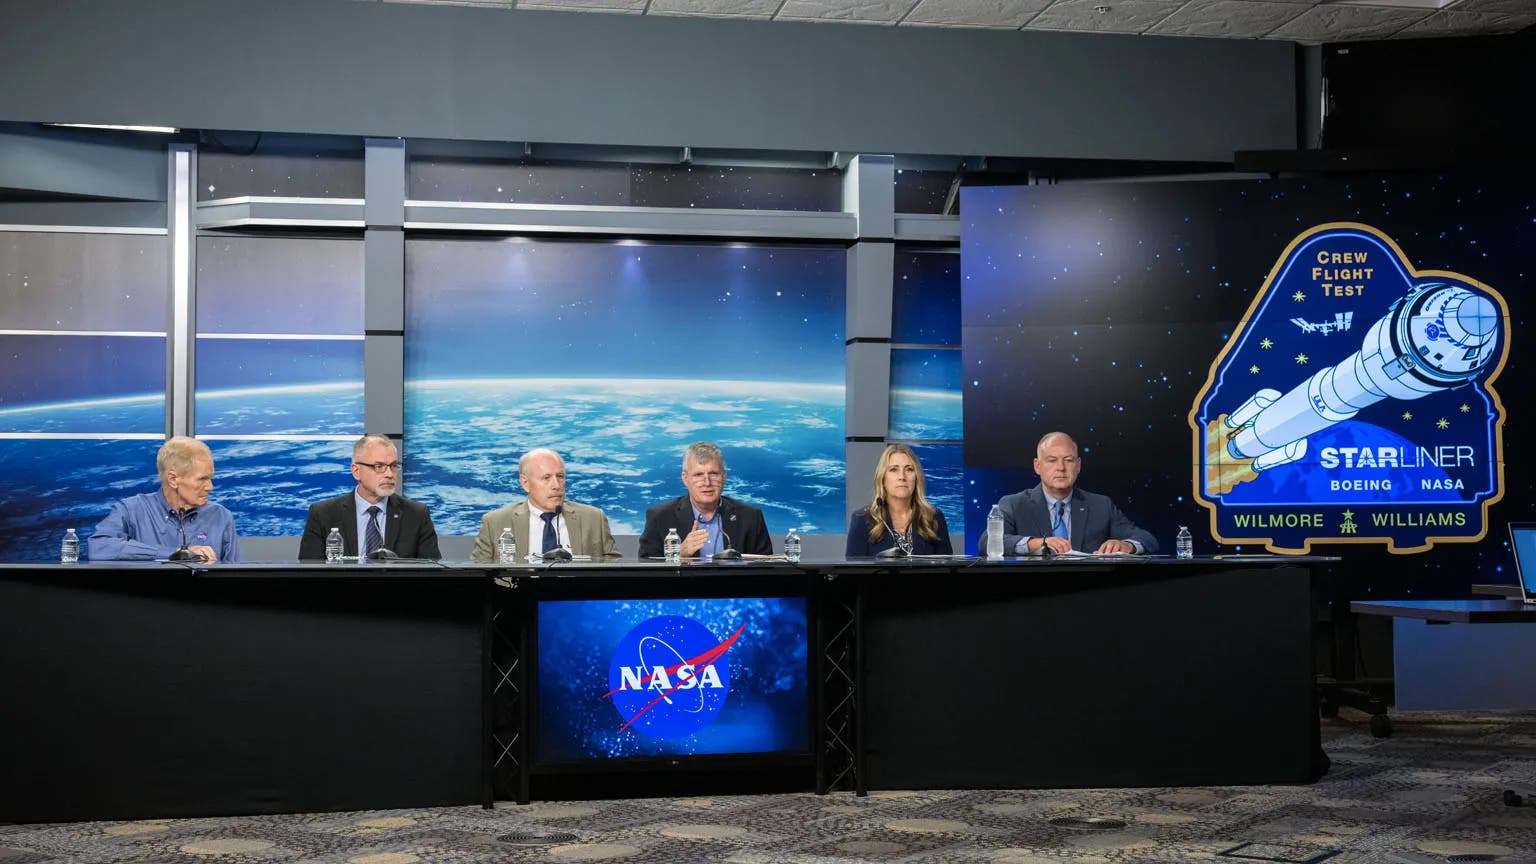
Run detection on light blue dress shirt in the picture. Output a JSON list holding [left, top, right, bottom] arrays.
[[355, 491, 388, 554], [691, 503, 725, 561], [88, 490, 241, 562]]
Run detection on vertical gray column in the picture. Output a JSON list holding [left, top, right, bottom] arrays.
[[843, 155, 896, 518], [363, 138, 406, 458], [167, 143, 194, 438]]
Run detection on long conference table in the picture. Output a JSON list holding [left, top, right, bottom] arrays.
[[0, 555, 1329, 823]]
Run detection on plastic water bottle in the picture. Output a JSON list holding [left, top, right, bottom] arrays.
[[664, 528, 681, 564], [61, 528, 79, 564], [497, 527, 517, 564], [1176, 525, 1193, 560], [986, 504, 1005, 559], [325, 527, 344, 563], [784, 527, 801, 563]]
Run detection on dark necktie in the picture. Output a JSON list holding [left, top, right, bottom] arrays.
[[541, 510, 558, 554], [1052, 500, 1069, 540], [364, 505, 383, 558]]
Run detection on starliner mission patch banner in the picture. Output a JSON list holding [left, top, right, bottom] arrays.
[[1192, 223, 1509, 553]]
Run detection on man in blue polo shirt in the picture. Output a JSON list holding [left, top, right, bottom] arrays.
[[89, 436, 241, 563]]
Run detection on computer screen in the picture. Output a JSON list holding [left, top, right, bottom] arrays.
[[535, 596, 811, 764], [1510, 523, 1536, 602]]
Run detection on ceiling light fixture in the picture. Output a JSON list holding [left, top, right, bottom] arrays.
[[47, 123, 180, 134]]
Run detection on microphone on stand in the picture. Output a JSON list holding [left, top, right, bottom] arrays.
[[167, 508, 204, 562], [367, 547, 399, 561], [712, 503, 742, 561]]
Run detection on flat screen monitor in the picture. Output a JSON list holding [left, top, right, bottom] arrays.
[[1510, 522, 1536, 604], [534, 596, 811, 765]]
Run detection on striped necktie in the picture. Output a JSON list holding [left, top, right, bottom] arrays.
[[364, 505, 383, 557]]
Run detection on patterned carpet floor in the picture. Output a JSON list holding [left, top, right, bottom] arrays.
[[4, 710, 1535, 864]]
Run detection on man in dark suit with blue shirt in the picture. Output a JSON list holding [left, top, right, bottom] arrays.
[[977, 431, 1158, 557], [639, 441, 772, 560], [298, 433, 441, 560]]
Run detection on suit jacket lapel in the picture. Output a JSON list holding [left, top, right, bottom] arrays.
[[1028, 487, 1051, 538], [512, 501, 531, 558], [563, 504, 584, 553], [1070, 491, 1088, 550], [676, 496, 694, 534], [339, 494, 360, 556], [719, 498, 740, 547], [384, 493, 404, 551]]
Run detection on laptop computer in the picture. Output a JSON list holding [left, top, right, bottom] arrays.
[[1509, 522, 1536, 605]]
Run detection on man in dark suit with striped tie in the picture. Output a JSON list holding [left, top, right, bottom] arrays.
[[297, 433, 441, 560], [977, 431, 1157, 558]]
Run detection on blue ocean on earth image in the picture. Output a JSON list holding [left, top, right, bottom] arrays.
[[904, 443, 964, 539], [204, 438, 357, 537], [196, 382, 364, 436], [404, 239, 850, 537], [0, 438, 166, 562], [889, 388, 962, 440], [0, 393, 165, 434], [405, 378, 846, 536], [888, 348, 961, 440]]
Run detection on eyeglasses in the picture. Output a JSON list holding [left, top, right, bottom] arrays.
[[356, 461, 403, 473]]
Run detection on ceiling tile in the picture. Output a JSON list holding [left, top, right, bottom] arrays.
[[776, 0, 919, 22], [1266, 3, 1431, 41], [1393, 7, 1536, 34], [901, 0, 1052, 28], [649, 0, 782, 17], [1147, 0, 1311, 37], [1024, 0, 1187, 34]]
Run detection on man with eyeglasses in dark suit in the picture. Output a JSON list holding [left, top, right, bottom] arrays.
[[298, 433, 441, 560]]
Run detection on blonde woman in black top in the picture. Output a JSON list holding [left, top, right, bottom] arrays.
[[846, 444, 952, 557]]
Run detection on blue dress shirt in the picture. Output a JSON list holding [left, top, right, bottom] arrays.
[[691, 503, 725, 561], [355, 491, 388, 554], [88, 491, 241, 562]]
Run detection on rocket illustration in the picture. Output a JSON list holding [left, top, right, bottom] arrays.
[[1208, 282, 1500, 492]]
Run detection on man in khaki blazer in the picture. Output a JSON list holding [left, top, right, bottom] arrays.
[[470, 448, 618, 562]]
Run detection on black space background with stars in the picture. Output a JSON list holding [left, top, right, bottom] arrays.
[[961, 174, 1535, 607]]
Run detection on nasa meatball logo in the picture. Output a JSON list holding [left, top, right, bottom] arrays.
[[604, 615, 742, 739], [1192, 223, 1508, 553]]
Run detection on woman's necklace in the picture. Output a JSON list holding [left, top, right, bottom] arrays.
[[890, 511, 914, 554]]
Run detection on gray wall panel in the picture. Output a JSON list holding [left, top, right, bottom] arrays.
[[0, 0, 1295, 163], [364, 334, 404, 436], [0, 127, 166, 201]]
